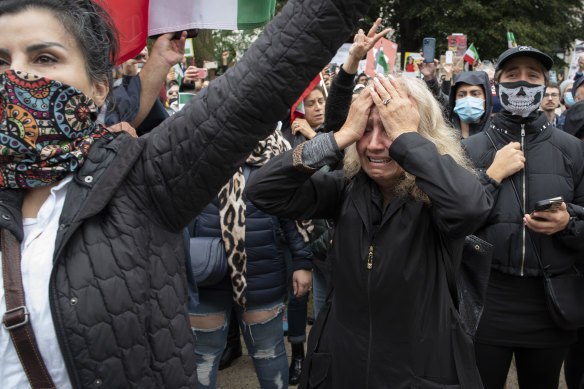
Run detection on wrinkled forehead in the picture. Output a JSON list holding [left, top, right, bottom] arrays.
[[501, 57, 544, 76], [366, 107, 383, 127]]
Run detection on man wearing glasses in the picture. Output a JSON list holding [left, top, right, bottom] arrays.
[[540, 83, 561, 127]]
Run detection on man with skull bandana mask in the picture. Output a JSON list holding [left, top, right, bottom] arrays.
[[462, 46, 584, 389]]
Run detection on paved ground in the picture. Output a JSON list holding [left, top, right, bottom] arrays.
[[215, 328, 568, 389], [215, 298, 568, 388]]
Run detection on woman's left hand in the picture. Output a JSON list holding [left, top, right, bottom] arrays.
[[370, 74, 420, 140], [291, 118, 317, 139], [150, 32, 187, 68], [293, 269, 312, 297]]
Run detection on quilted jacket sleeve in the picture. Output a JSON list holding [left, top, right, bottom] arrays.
[[135, 0, 373, 232], [279, 218, 313, 272]]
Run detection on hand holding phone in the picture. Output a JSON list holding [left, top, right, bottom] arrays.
[[422, 38, 436, 63], [530, 196, 563, 221]]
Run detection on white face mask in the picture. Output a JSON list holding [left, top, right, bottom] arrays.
[[497, 81, 545, 117]]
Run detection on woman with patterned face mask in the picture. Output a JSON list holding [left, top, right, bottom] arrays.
[[463, 46, 584, 389], [0, 0, 374, 388]]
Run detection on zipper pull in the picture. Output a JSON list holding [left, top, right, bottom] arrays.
[[521, 123, 525, 138], [367, 245, 374, 270]]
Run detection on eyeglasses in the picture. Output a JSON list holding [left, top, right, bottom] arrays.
[[167, 90, 179, 96], [544, 93, 559, 98]]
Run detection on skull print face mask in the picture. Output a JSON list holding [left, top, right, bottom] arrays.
[[497, 80, 545, 118]]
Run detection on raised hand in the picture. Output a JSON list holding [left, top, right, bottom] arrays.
[[333, 87, 374, 149], [343, 18, 391, 74], [149, 32, 186, 68], [369, 74, 419, 140]]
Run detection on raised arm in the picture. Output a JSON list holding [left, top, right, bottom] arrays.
[[135, 0, 374, 231]]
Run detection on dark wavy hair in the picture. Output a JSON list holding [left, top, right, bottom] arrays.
[[0, 0, 119, 93]]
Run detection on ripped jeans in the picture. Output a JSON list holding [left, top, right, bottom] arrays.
[[190, 285, 288, 389]]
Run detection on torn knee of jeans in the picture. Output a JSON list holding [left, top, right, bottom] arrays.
[[252, 345, 278, 360], [190, 313, 226, 331], [242, 306, 281, 325], [196, 354, 216, 386]]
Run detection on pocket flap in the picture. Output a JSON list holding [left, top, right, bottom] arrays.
[[308, 352, 331, 388]]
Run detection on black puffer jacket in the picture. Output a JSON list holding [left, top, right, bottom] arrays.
[[462, 111, 584, 277], [0, 0, 373, 387]]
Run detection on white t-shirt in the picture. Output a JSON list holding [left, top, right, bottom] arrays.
[[0, 176, 73, 388]]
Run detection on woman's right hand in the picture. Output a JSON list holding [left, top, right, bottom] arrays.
[[342, 18, 391, 74], [486, 142, 525, 183], [333, 88, 373, 149]]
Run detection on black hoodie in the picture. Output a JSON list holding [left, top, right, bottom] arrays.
[[448, 71, 493, 137]]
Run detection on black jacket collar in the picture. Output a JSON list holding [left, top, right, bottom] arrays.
[[490, 111, 553, 144]]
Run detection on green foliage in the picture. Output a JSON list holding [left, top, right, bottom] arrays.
[[357, 0, 584, 68]]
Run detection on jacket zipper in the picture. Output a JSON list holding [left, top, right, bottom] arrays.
[[365, 241, 374, 388], [520, 124, 526, 276]]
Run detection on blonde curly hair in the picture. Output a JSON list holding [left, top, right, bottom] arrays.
[[343, 76, 475, 204]]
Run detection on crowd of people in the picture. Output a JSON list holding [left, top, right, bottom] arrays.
[[0, 1, 584, 389]]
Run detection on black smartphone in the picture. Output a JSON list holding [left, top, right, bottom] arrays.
[[531, 196, 563, 220], [422, 38, 436, 63]]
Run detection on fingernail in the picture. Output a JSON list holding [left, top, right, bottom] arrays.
[[373, 77, 380, 83], [370, 86, 375, 92]]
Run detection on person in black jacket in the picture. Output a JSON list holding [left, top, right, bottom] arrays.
[[462, 46, 584, 389], [0, 0, 374, 387], [245, 74, 491, 388]]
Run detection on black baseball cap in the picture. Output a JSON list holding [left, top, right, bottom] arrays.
[[496, 46, 554, 72]]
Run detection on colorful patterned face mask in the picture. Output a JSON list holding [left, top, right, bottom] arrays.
[[0, 70, 107, 189]]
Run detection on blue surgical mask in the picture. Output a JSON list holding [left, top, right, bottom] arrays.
[[454, 96, 485, 123], [565, 93, 576, 106]]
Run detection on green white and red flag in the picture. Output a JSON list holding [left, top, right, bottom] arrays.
[[96, 0, 276, 65], [463, 43, 479, 66]]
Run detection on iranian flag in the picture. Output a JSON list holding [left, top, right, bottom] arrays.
[[148, 0, 276, 34], [463, 43, 479, 66], [97, 0, 276, 64]]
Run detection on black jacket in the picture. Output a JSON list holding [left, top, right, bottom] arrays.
[[246, 133, 491, 388], [462, 111, 584, 277], [0, 0, 374, 386], [448, 71, 492, 137]]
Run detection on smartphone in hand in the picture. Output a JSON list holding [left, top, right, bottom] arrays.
[[422, 38, 436, 63], [530, 196, 563, 220]]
